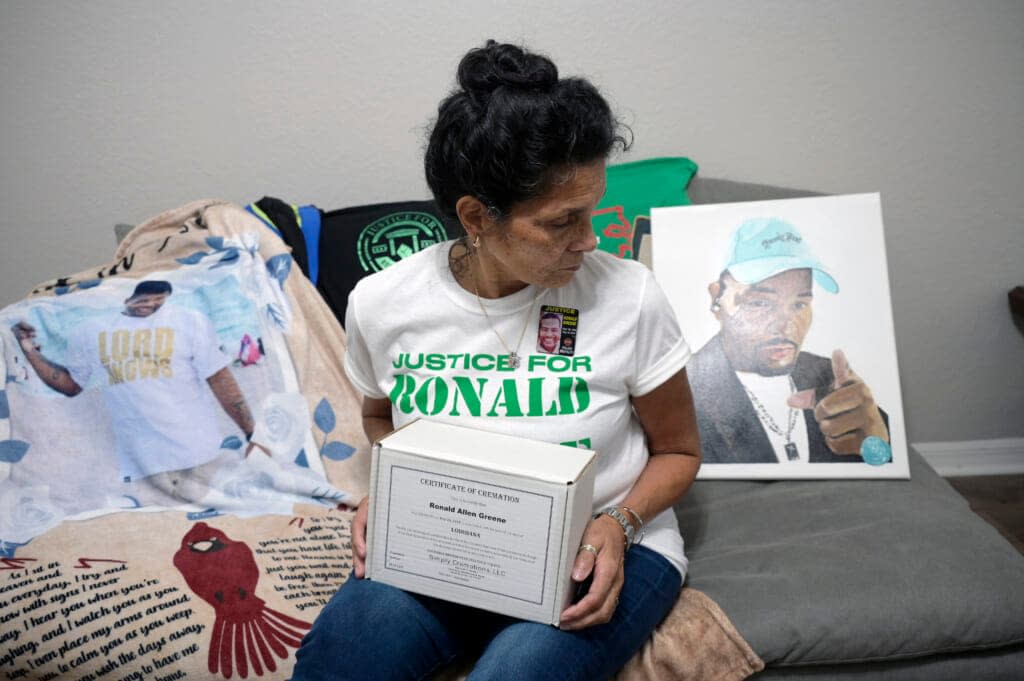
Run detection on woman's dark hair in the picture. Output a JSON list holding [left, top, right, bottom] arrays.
[[425, 40, 631, 224]]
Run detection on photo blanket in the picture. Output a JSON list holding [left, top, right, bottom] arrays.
[[0, 201, 371, 680]]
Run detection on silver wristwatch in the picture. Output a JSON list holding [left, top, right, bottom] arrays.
[[594, 506, 636, 548]]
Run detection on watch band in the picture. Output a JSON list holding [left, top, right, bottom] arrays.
[[620, 506, 645, 545], [594, 506, 636, 548]]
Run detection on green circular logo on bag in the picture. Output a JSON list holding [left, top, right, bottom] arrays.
[[357, 212, 448, 273]]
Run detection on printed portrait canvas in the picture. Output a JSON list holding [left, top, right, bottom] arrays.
[[652, 193, 909, 479]]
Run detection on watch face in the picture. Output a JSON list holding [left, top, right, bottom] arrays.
[[860, 436, 893, 466]]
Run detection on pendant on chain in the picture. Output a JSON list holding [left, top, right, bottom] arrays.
[[785, 442, 799, 461], [509, 352, 521, 369]]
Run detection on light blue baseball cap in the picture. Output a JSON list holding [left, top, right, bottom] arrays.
[[724, 217, 839, 293]]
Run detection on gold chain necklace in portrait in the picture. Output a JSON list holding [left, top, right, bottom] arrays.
[[742, 377, 800, 461]]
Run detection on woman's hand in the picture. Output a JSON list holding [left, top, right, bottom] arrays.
[[558, 514, 626, 630], [351, 495, 370, 578], [350, 397, 392, 580]]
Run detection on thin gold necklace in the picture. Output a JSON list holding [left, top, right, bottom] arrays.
[[473, 273, 544, 370]]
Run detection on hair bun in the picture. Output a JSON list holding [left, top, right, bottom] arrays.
[[457, 40, 558, 96]]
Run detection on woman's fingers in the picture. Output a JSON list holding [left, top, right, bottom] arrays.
[[559, 516, 626, 629], [351, 496, 370, 578]]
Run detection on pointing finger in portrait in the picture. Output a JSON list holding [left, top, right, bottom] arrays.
[[831, 348, 852, 389]]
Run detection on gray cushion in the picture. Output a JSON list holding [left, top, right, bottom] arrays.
[[675, 448, 1024, 666], [686, 176, 823, 204], [750, 644, 1024, 680]]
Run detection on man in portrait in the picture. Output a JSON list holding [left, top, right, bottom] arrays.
[[687, 218, 890, 464], [11, 280, 266, 486], [537, 311, 563, 355]]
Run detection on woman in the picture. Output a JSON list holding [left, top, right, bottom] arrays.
[[292, 40, 701, 681]]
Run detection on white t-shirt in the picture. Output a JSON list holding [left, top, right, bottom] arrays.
[[65, 303, 231, 480], [344, 244, 692, 576]]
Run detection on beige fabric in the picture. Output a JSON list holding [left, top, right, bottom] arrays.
[[2, 504, 352, 679], [616, 588, 765, 680]]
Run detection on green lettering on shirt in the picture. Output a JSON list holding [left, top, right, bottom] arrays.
[[389, 374, 590, 418], [486, 379, 524, 417], [451, 376, 486, 417]]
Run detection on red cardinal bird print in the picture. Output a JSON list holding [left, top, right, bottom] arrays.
[[173, 522, 311, 678]]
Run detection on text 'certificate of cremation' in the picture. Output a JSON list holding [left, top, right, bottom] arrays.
[[383, 466, 555, 604]]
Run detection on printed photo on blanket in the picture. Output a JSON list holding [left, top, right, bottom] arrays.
[[0, 234, 345, 552], [652, 194, 910, 480]]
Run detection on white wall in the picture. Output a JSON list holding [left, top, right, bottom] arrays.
[[2, 1, 1022, 445]]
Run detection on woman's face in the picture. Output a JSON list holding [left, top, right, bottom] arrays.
[[538, 317, 561, 352], [476, 160, 604, 295]]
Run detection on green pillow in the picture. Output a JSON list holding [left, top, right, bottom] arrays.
[[592, 157, 698, 259]]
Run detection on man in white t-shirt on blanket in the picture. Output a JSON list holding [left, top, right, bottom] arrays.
[[688, 219, 890, 465], [12, 280, 266, 489]]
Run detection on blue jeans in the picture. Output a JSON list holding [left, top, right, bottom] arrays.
[[290, 545, 680, 681]]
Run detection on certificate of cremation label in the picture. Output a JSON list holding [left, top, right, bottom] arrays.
[[384, 465, 555, 604]]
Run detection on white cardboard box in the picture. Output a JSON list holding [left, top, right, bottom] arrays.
[[366, 419, 596, 625]]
